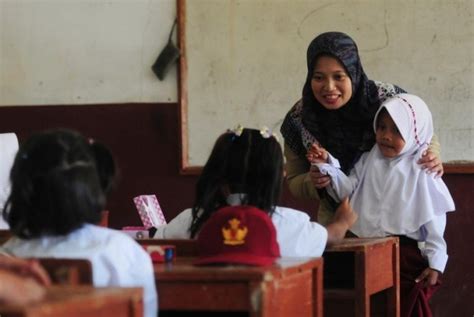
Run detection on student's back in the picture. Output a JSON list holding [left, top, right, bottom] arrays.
[[0, 129, 157, 317], [155, 127, 357, 255]]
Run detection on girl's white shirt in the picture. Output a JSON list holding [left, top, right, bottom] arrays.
[[0, 133, 19, 229], [1, 224, 158, 317], [154, 194, 328, 257], [316, 94, 455, 272]]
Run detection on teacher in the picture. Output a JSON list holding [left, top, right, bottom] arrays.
[[280, 32, 442, 224]]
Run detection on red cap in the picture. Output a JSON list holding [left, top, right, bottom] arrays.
[[194, 205, 280, 266]]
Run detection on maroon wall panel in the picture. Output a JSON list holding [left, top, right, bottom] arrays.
[[431, 174, 474, 316], [0, 103, 198, 228]]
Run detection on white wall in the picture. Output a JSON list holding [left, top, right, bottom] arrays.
[[0, 0, 177, 105]]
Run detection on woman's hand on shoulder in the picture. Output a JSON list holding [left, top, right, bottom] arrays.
[[418, 150, 444, 177]]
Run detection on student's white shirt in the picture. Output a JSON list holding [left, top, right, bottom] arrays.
[[319, 151, 450, 273], [1, 224, 158, 317], [0, 133, 19, 229], [154, 195, 328, 257]]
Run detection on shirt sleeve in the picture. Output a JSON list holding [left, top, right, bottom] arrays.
[[420, 215, 448, 273], [272, 207, 328, 257], [284, 144, 321, 200], [153, 209, 193, 239], [316, 153, 365, 201]]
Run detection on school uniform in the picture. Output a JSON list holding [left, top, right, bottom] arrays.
[[155, 194, 328, 257], [0, 133, 18, 229], [1, 224, 158, 317], [316, 94, 455, 317]]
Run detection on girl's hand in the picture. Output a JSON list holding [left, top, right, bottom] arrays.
[[306, 143, 328, 164], [309, 167, 331, 189], [418, 150, 444, 177], [0, 256, 51, 286], [415, 267, 439, 287], [0, 270, 46, 305]]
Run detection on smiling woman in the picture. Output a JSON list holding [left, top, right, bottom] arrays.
[[310, 55, 353, 110]]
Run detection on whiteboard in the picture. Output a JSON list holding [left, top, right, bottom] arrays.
[[183, 0, 473, 167]]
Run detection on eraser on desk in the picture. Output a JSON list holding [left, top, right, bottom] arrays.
[[133, 195, 167, 228], [143, 245, 175, 263]]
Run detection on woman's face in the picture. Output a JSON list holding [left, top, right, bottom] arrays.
[[311, 55, 352, 110]]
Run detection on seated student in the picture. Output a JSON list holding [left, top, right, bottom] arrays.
[[90, 139, 117, 227], [0, 129, 157, 317], [308, 94, 455, 317], [0, 133, 19, 230], [0, 255, 51, 305], [154, 126, 357, 257]]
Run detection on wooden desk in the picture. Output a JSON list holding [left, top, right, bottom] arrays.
[[154, 257, 323, 317], [0, 286, 143, 317], [323, 237, 400, 317]]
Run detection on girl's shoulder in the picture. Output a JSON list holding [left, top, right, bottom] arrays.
[[272, 206, 311, 222]]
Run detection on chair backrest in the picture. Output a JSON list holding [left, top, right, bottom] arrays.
[[137, 239, 198, 257], [37, 258, 93, 285]]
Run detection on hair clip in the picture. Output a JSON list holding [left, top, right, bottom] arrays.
[[228, 124, 244, 139], [260, 126, 279, 142]]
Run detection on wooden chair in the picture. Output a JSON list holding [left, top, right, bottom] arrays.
[[37, 258, 93, 285], [137, 239, 198, 257]]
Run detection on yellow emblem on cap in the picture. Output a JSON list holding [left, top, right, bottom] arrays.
[[222, 218, 248, 245]]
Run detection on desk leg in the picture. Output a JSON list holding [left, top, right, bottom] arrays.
[[354, 253, 370, 317], [313, 263, 323, 317], [386, 240, 400, 317]]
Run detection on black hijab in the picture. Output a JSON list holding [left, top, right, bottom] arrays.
[[281, 32, 404, 173]]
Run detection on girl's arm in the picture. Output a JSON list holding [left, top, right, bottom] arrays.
[[316, 153, 367, 201], [325, 197, 358, 244], [284, 144, 321, 200], [420, 215, 448, 274], [414, 215, 448, 288], [0, 269, 46, 305]]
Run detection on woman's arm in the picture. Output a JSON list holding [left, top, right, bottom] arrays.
[[284, 144, 321, 200]]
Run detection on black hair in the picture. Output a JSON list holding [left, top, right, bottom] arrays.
[[2, 129, 107, 239], [90, 141, 117, 195], [189, 128, 283, 238]]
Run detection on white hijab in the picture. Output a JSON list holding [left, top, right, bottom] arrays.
[[0, 133, 19, 229], [350, 94, 455, 236]]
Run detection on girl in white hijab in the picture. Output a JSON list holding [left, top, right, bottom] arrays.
[[309, 93, 455, 317], [0, 133, 19, 229]]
